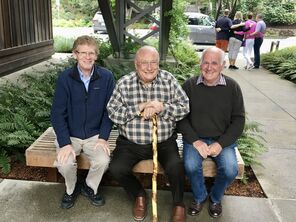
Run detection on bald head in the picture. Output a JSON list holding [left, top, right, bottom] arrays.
[[135, 46, 160, 62]]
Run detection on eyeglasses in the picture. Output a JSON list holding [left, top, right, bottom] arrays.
[[138, 61, 159, 68], [76, 51, 96, 57]]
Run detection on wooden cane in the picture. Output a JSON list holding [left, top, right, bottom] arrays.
[[152, 115, 158, 222]]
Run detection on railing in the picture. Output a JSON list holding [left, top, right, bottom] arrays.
[[270, 40, 280, 52]]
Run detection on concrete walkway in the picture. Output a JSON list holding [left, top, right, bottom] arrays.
[[1, 40, 296, 221]]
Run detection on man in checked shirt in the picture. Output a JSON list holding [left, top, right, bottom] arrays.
[[107, 46, 190, 222]]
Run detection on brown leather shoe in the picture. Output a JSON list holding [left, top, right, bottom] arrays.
[[172, 206, 186, 222], [133, 196, 146, 221]]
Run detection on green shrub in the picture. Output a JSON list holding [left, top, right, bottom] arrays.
[[161, 63, 199, 85], [0, 150, 10, 174], [263, 0, 296, 25], [0, 62, 69, 173], [261, 46, 296, 83], [54, 36, 76, 53], [169, 40, 200, 66], [237, 120, 267, 182], [238, 121, 267, 167]]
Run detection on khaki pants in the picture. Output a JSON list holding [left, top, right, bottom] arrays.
[[54, 135, 110, 195]]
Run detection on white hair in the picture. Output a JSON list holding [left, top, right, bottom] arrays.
[[200, 47, 225, 65]]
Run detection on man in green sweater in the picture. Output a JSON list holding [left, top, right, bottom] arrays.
[[177, 46, 245, 218]]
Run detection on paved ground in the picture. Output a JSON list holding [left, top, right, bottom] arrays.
[[1, 38, 296, 221]]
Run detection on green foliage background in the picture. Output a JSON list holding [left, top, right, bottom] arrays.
[[0, 63, 69, 173], [261, 46, 296, 83]]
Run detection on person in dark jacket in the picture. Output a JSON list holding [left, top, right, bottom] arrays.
[[215, 9, 232, 52], [177, 46, 245, 218], [51, 35, 115, 209]]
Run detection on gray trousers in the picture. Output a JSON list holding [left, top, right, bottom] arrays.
[[54, 134, 110, 195]]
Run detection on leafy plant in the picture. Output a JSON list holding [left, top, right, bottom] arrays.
[[51, 0, 98, 27], [237, 120, 267, 183], [170, 40, 200, 66], [238, 121, 267, 167], [0, 150, 10, 174], [161, 63, 199, 85], [0, 62, 69, 173], [54, 36, 75, 53], [121, 37, 141, 59], [261, 46, 296, 83]]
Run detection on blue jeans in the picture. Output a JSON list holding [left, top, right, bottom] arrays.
[[183, 139, 238, 203]]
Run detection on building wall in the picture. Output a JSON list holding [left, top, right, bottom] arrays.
[[0, 0, 54, 76]]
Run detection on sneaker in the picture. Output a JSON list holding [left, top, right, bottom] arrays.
[[60, 183, 81, 209], [247, 64, 254, 70], [228, 65, 234, 69], [81, 182, 105, 206], [232, 65, 239, 69]]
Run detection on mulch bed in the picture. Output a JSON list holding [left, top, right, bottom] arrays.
[[0, 160, 266, 198]]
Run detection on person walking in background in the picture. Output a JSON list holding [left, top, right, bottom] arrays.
[[251, 14, 267, 68], [107, 46, 189, 222], [228, 11, 249, 69], [215, 9, 232, 52], [177, 47, 245, 219], [51, 35, 115, 209], [243, 12, 257, 70]]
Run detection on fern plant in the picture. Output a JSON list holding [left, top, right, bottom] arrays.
[[0, 150, 10, 174], [261, 46, 296, 83], [0, 61, 69, 173], [237, 120, 267, 182]]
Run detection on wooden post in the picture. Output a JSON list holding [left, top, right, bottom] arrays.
[[47, 168, 58, 182], [152, 115, 158, 222]]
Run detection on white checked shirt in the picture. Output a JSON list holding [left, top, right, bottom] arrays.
[[107, 70, 190, 145]]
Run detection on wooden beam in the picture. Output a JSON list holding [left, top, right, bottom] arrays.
[[159, 0, 173, 60], [98, 0, 120, 56], [125, 3, 159, 27]]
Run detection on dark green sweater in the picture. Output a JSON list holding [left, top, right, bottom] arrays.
[[177, 75, 245, 148]]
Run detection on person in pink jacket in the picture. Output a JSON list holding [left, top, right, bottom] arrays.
[[242, 12, 256, 70]]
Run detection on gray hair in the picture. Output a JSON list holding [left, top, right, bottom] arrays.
[[256, 14, 263, 19], [200, 47, 225, 65], [224, 9, 230, 16]]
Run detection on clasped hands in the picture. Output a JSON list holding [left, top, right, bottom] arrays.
[[139, 100, 164, 120], [193, 140, 222, 159]]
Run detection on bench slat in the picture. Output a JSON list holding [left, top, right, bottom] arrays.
[[26, 127, 244, 179]]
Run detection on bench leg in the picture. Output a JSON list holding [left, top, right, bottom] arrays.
[[47, 168, 58, 182]]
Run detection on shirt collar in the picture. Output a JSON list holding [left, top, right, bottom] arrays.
[[77, 65, 94, 80], [137, 70, 160, 88], [196, 74, 226, 86]]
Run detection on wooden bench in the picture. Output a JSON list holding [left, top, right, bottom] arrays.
[[26, 127, 244, 181]]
